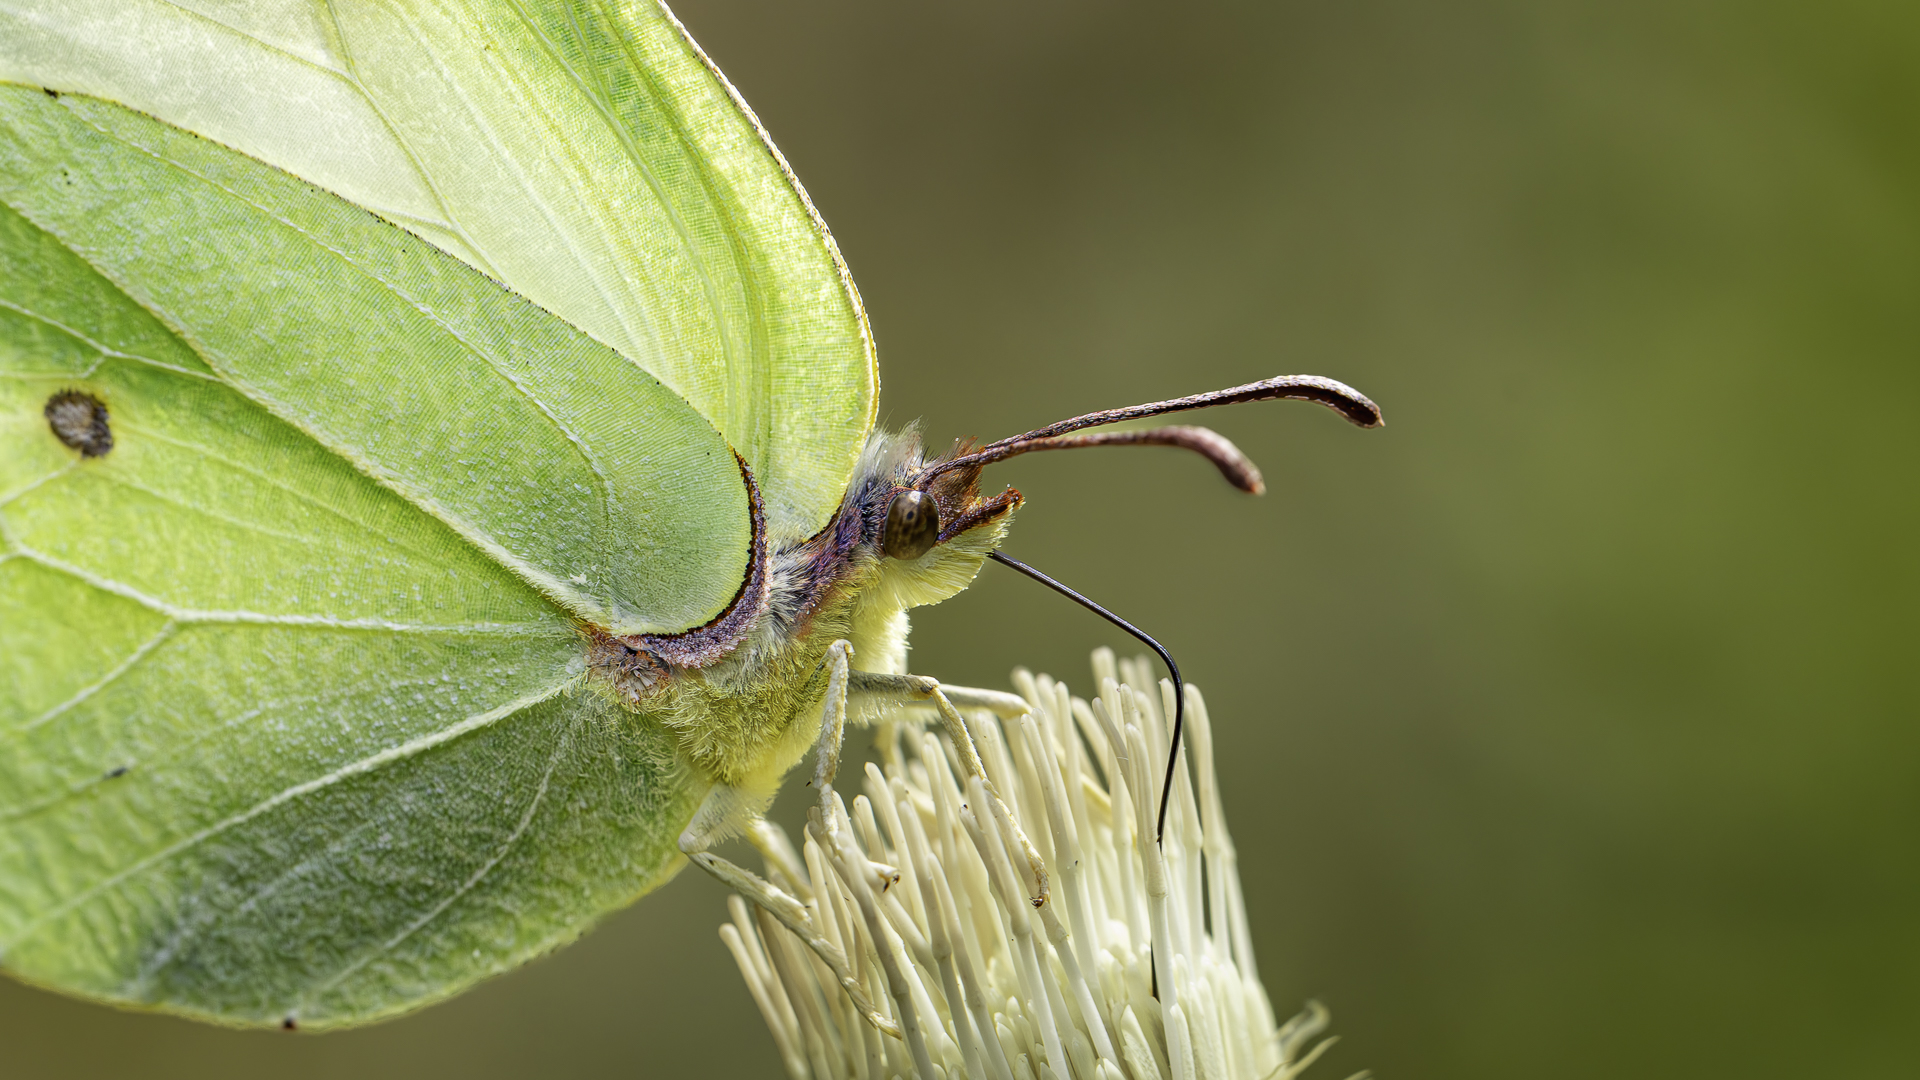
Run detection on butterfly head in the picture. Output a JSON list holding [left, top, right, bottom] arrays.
[[876, 445, 1018, 555], [833, 429, 1023, 615]]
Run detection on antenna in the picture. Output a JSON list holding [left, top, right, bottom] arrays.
[[955, 373, 1384, 841], [920, 374, 1381, 489]]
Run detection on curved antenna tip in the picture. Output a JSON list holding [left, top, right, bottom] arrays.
[[1252, 374, 1384, 429], [921, 372, 1383, 487]]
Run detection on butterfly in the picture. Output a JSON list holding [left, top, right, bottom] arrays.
[[0, 1, 1378, 1030]]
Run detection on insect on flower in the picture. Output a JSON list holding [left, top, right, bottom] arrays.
[[0, 0, 1379, 1044]]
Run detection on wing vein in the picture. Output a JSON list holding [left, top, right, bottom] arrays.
[[93, 470, 324, 547], [0, 676, 580, 955], [0, 673, 511, 825], [151, 0, 351, 76], [340, 0, 625, 522], [115, 422, 458, 566], [501, 0, 742, 394], [7, 619, 176, 740], [393, 0, 658, 377], [321, 0, 499, 277], [0, 461, 75, 509], [295, 718, 572, 1011], [0, 298, 212, 379], [572, 0, 769, 449], [8, 544, 559, 634]]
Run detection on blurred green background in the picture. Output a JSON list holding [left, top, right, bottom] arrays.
[[6, 0, 1916, 1076]]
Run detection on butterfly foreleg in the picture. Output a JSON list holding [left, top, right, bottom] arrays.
[[682, 639, 907, 1039], [800, 643, 904, 887], [844, 671, 1028, 785], [845, 670, 1054, 908], [686, 848, 902, 1039]]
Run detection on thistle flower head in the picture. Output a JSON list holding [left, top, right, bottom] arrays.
[[717, 649, 1356, 1080]]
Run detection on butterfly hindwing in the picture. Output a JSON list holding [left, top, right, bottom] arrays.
[[0, 86, 711, 1026]]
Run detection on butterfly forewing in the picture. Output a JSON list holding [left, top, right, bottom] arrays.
[[0, 0, 878, 545], [2, 90, 753, 634]]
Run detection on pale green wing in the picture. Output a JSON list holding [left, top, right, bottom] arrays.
[[0, 0, 879, 544], [0, 87, 708, 1026], [1, 89, 751, 635]]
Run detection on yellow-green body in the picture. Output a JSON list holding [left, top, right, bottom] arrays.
[[637, 451, 1013, 803]]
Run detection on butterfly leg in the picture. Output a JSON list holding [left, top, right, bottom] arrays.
[[845, 671, 1027, 782], [682, 641, 904, 1038], [844, 670, 1054, 907], [847, 671, 1030, 718], [685, 643, 1051, 1041]]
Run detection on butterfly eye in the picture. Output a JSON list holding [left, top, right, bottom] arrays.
[[882, 489, 940, 560]]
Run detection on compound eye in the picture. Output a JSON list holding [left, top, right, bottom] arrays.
[[882, 489, 941, 560]]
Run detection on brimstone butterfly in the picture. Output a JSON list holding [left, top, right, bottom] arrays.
[[0, 1, 1378, 1030]]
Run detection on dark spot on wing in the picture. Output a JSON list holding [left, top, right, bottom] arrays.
[[281, 1015, 298, 1031], [44, 390, 112, 457], [104, 765, 129, 779], [43, 87, 59, 99]]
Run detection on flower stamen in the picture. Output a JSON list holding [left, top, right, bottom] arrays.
[[717, 649, 1357, 1080]]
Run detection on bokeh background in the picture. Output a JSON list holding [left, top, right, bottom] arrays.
[[6, 0, 1916, 1077]]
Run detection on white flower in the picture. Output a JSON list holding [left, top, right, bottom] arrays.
[[714, 648, 1358, 1080]]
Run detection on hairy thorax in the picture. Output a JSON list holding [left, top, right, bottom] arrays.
[[582, 428, 1017, 800]]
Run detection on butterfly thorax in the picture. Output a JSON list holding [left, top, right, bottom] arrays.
[[584, 428, 1019, 800]]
